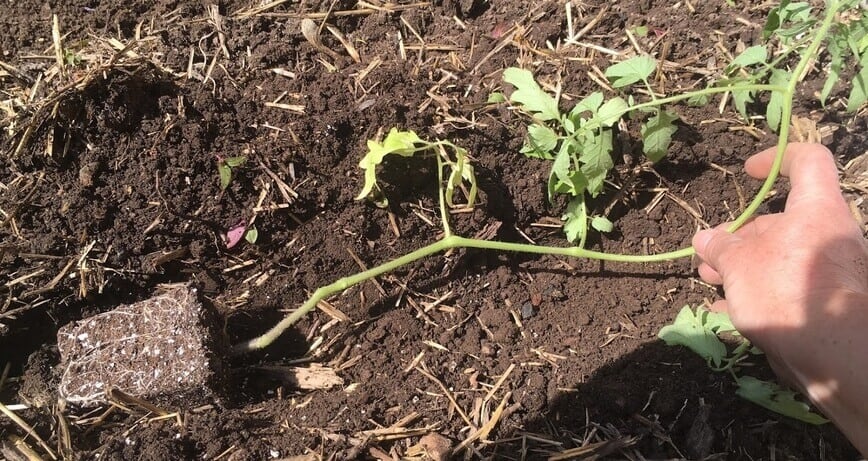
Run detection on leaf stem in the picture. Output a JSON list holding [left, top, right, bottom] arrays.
[[436, 152, 453, 237]]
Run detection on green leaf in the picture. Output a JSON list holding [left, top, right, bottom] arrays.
[[658, 305, 728, 367], [590, 216, 613, 233], [846, 49, 868, 113], [631, 25, 648, 37], [704, 311, 737, 334], [595, 97, 628, 128], [548, 141, 587, 197], [640, 110, 678, 162], [218, 164, 231, 191], [766, 69, 791, 132], [244, 225, 259, 244], [521, 124, 558, 159], [571, 92, 604, 117], [487, 92, 506, 103], [735, 376, 829, 425], [579, 129, 613, 197], [731, 87, 754, 119], [503, 68, 560, 121], [604, 55, 657, 88], [356, 128, 422, 200], [763, 0, 812, 41], [820, 34, 845, 105], [727, 45, 768, 71], [562, 196, 587, 243], [224, 156, 247, 168]]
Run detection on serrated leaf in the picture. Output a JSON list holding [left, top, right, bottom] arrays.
[[521, 124, 558, 159], [735, 376, 829, 425], [590, 216, 613, 232], [570, 92, 604, 118], [728, 45, 768, 71], [604, 55, 657, 88], [846, 49, 868, 112], [704, 311, 737, 334], [764, 0, 812, 41], [244, 225, 259, 244], [548, 141, 576, 199], [820, 35, 845, 105], [641, 110, 678, 162], [579, 129, 613, 197], [562, 196, 587, 243], [658, 306, 728, 367], [595, 97, 628, 128], [503, 68, 560, 121], [224, 156, 247, 167], [766, 69, 790, 132], [763, 0, 790, 39], [218, 164, 232, 190]]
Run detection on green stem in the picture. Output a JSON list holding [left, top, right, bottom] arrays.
[[233, 3, 843, 354], [436, 152, 453, 237], [628, 83, 785, 113], [727, 0, 840, 231], [233, 235, 694, 354]]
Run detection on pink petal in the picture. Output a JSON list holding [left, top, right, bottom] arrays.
[[225, 223, 247, 249]]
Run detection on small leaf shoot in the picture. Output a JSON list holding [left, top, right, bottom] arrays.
[[590, 216, 613, 233], [603, 55, 657, 88], [245, 225, 259, 244], [502, 68, 560, 121], [658, 305, 728, 367], [355, 129, 477, 210], [640, 110, 679, 162], [562, 196, 587, 243], [218, 156, 247, 191]]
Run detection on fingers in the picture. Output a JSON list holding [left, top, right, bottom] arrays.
[[708, 299, 729, 313], [744, 143, 832, 178], [744, 143, 847, 214], [698, 261, 723, 285], [692, 228, 741, 281]]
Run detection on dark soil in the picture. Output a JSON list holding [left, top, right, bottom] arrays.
[[1, 0, 865, 459]]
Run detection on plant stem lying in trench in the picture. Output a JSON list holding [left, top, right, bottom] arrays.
[[232, 0, 848, 355]]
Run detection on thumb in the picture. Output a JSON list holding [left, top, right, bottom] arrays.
[[693, 228, 742, 277]]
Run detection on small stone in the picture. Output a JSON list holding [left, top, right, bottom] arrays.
[[78, 161, 100, 187], [417, 433, 452, 461], [530, 292, 542, 307], [521, 302, 535, 320]]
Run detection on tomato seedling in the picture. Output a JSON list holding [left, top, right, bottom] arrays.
[[659, 306, 828, 425], [217, 155, 246, 191]]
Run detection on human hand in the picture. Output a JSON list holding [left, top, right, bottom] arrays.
[[692, 143, 868, 453]]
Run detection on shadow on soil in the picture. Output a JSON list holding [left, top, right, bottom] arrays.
[[493, 234, 865, 459], [492, 342, 858, 459]]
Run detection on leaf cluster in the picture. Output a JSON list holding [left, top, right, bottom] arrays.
[[709, 0, 867, 131], [355, 128, 477, 208], [659, 306, 828, 425], [503, 58, 678, 245]]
